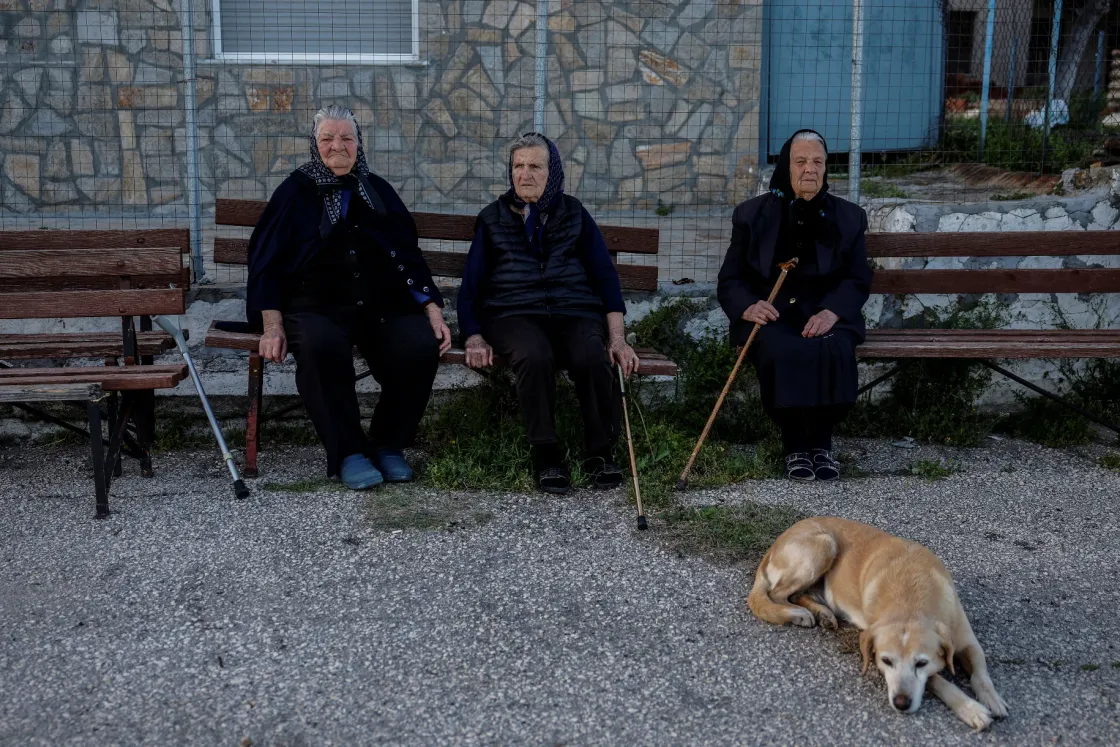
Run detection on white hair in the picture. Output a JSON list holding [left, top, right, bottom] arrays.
[[510, 132, 550, 159], [313, 105, 358, 139], [792, 131, 827, 152]]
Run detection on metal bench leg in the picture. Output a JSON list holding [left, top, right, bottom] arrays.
[[88, 400, 109, 519], [135, 389, 155, 478], [106, 390, 123, 477], [856, 360, 914, 397], [102, 394, 135, 495], [245, 353, 264, 478], [980, 360, 1120, 436]]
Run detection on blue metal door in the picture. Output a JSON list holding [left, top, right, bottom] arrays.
[[765, 0, 944, 155]]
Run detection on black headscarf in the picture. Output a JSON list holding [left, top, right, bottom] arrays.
[[505, 132, 565, 256], [769, 129, 831, 265], [297, 112, 384, 237]]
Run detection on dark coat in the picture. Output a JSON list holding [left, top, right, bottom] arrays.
[[717, 191, 873, 347], [245, 170, 442, 330]]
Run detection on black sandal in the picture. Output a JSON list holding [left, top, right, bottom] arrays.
[[584, 456, 624, 490], [785, 452, 815, 482], [811, 449, 840, 482], [537, 466, 572, 494]]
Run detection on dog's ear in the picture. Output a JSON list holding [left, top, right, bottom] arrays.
[[859, 628, 875, 675], [935, 621, 955, 675]]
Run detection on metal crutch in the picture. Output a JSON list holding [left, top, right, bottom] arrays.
[[153, 315, 250, 499]]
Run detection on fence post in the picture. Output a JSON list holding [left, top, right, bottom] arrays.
[[1042, 0, 1062, 174], [1094, 29, 1106, 104], [534, 0, 548, 132], [1006, 36, 1018, 122], [848, 0, 865, 204], [181, 0, 206, 283], [978, 0, 996, 160]]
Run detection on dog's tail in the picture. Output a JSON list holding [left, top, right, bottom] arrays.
[[746, 548, 790, 625]]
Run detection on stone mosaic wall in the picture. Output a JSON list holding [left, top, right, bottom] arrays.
[[0, 0, 762, 220]]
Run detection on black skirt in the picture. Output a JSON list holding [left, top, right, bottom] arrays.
[[747, 321, 859, 409]]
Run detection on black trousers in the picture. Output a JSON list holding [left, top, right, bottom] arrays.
[[766, 405, 851, 455], [484, 314, 619, 460], [284, 309, 440, 476]]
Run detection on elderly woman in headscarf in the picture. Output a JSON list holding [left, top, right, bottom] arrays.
[[246, 105, 451, 490], [718, 129, 873, 482], [456, 132, 640, 494]]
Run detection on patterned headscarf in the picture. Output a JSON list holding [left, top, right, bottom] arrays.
[[297, 113, 378, 229], [506, 132, 565, 255]]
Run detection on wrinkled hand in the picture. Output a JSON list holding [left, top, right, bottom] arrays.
[[425, 303, 453, 355], [742, 301, 779, 326], [802, 309, 839, 338], [464, 334, 494, 370], [259, 327, 287, 363], [610, 338, 640, 379]]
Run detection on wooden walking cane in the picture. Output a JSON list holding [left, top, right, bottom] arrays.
[[618, 364, 647, 530], [677, 257, 799, 491]]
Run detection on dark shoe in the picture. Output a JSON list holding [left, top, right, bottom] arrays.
[[537, 465, 572, 494], [374, 448, 414, 482], [584, 456, 625, 490], [811, 449, 840, 482], [785, 452, 815, 482], [340, 453, 384, 490]]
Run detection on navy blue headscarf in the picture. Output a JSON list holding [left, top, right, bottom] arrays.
[[505, 133, 565, 255], [297, 112, 383, 237]]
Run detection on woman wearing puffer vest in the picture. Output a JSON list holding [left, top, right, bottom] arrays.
[[456, 133, 640, 494]]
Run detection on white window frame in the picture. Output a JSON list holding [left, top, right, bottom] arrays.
[[211, 0, 420, 64]]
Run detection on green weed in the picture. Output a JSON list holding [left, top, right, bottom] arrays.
[[1081, 663, 1100, 672], [1101, 453, 1120, 471], [909, 459, 954, 480], [656, 502, 805, 565], [861, 181, 908, 199]]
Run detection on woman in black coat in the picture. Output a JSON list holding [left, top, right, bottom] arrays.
[[247, 105, 452, 489], [717, 129, 873, 482]]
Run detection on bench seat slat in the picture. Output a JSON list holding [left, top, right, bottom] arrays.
[[204, 322, 678, 375], [0, 289, 186, 320], [0, 365, 188, 390], [0, 331, 175, 359]]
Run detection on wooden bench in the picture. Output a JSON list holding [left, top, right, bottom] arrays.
[[0, 229, 193, 488], [204, 198, 679, 477], [857, 231, 1120, 433]]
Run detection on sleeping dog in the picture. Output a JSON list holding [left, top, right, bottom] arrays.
[[748, 517, 1008, 730]]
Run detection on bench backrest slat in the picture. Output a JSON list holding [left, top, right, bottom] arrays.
[[0, 289, 186, 320], [870, 268, 1120, 295], [0, 247, 184, 281], [866, 231, 1119, 257], [213, 198, 660, 291], [0, 229, 192, 253]]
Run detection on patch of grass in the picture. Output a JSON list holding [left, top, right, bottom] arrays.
[[990, 191, 1034, 201], [1112, 661, 1120, 669], [262, 478, 336, 493], [365, 490, 493, 532], [1081, 663, 1100, 672], [940, 117, 1100, 174], [32, 428, 87, 447], [656, 502, 806, 565], [1102, 453, 1120, 471], [654, 200, 675, 217], [842, 300, 1006, 446], [997, 361, 1120, 448], [909, 459, 954, 480], [861, 181, 908, 199]]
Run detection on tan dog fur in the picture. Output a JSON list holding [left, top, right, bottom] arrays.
[[748, 517, 1008, 730]]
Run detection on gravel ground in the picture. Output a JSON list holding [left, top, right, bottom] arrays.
[[1, 439, 1118, 746]]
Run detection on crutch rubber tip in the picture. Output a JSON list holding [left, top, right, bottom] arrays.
[[676, 478, 688, 491], [637, 515, 648, 531], [234, 479, 250, 500]]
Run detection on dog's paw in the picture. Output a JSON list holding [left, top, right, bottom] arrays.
[[978, 690, 1008, 719], [818, 609, 839, 630], [787, 607, 816, 628], [955, 699, 993, 731]]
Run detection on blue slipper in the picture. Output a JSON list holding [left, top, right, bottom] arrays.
[[340, 454, 384, 490], [375, 448, 414, 482]]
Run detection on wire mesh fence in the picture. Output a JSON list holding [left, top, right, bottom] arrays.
[[0, 0, 1117, 286]]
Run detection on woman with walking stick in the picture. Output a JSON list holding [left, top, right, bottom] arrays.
[[717, 130, 873, 482]]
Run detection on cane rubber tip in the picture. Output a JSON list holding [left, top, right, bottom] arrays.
[[676, 478, 688, 491], [637, 515, 648, 531], [234, 479, 250, 500]]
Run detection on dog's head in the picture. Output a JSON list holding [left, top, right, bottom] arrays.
[[860, 620, 954, 714]]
